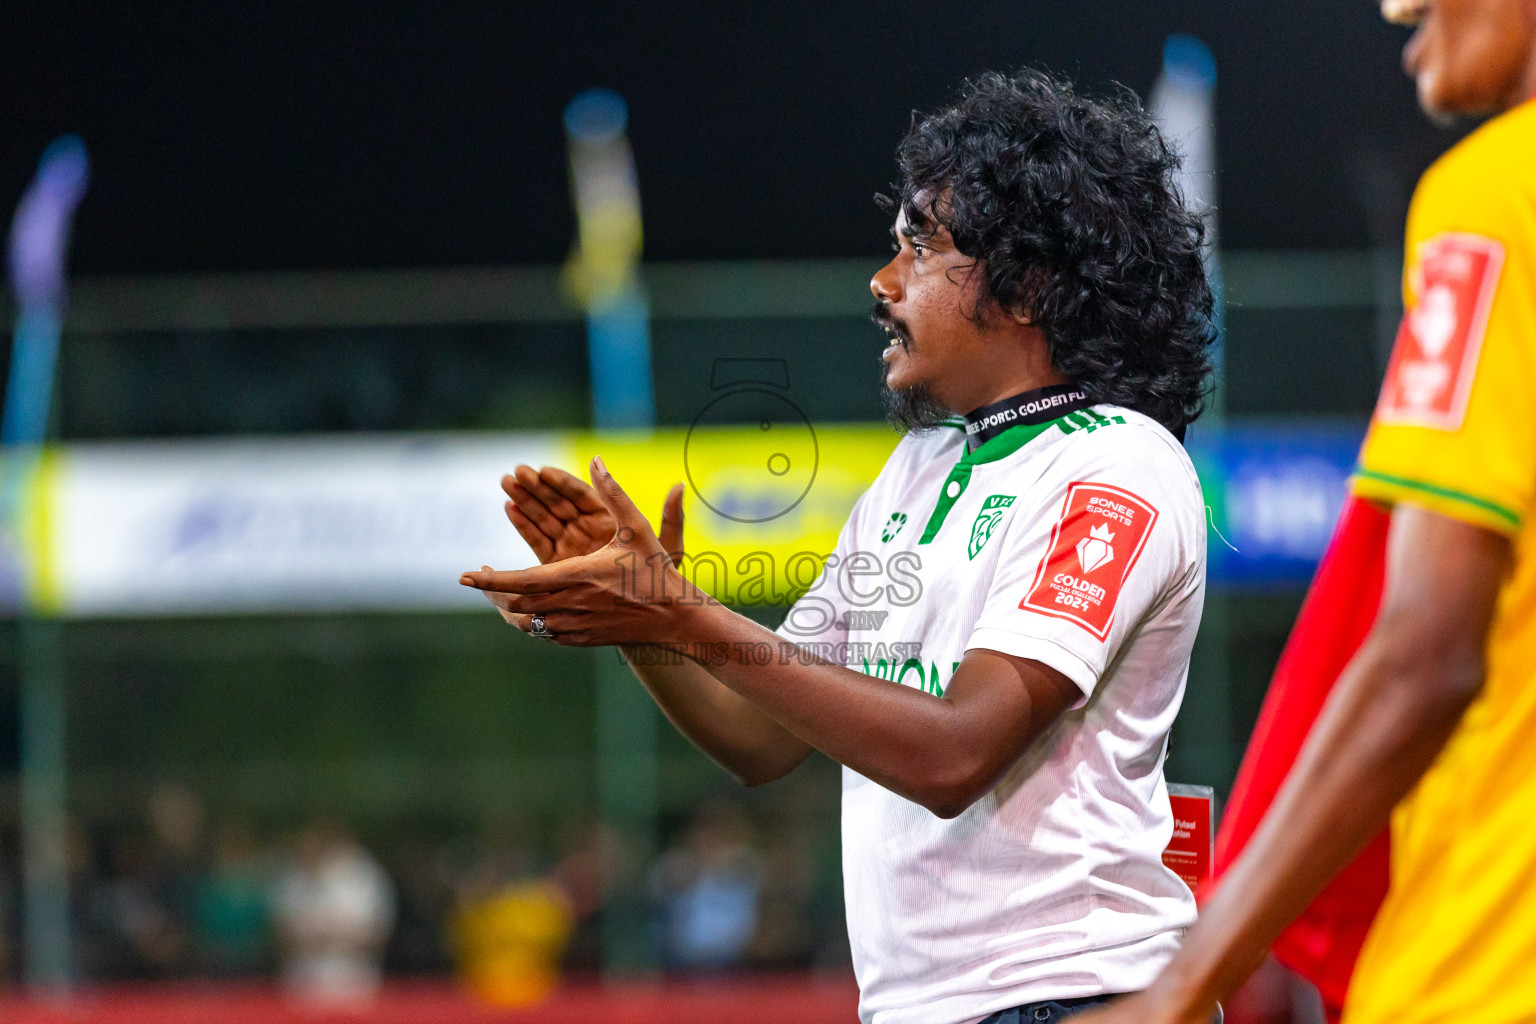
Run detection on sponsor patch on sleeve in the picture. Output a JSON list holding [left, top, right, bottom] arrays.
[[1377, 233, 1505, 430], [1020, 482, 1158, 640]]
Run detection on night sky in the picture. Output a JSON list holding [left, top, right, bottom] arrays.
[[4, 1, 1465, 275]]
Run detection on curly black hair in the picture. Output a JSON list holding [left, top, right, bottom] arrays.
[[883, 68, 1216, 435]]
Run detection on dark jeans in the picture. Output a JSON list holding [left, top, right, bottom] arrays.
[[979, 996, 1223, 1024], [978, 995, 1111, 1024]]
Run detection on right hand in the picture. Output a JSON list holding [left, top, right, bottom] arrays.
[[486, 463, 685, 626]]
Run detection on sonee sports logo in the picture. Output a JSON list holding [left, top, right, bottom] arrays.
[[881, 512, 908, 543], [1021, 483, 1158, 640]]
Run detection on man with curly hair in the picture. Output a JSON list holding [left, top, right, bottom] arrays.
[[464, 69, 1216, 1024]]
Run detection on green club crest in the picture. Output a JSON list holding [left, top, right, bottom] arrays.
[[968, 494, 1016, 559], [881, 512, 908, 543]]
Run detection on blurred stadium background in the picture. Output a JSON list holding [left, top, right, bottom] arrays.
[[0, 3, 1469, 1021]]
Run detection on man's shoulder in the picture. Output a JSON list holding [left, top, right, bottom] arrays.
[[1022, 407, 1204, 528], [1413, 101, 1536, 230], [1036, 406, 1196, 479], [1430, 100, 1536, 183]]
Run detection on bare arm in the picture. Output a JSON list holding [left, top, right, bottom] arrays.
[[469, 458, 1080, 817], [626, 654, 813, 785], [668, 602, 1080, 818], [493, 464, 811, 785], [1078, 503, 1510, 1024]]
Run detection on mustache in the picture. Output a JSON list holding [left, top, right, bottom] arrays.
[[869, 302, 911, 347]]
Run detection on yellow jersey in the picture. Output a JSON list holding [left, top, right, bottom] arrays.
[[1346, 99, 1536, 1023]]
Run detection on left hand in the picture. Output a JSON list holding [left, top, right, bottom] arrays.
[[501, 464, 619, 563], [462, 456, 699, 646]]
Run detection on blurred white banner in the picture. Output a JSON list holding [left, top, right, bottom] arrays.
[[1, 422, 1363, 616], [48, 434, 565, 616]]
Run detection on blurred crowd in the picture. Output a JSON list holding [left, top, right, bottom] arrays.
[[0, 784, 847, 1001]]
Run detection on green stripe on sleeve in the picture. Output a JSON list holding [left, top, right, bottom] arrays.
[[1352, 468, 1522, 530]]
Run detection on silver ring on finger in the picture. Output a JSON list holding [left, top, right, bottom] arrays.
[[529, 615, 555, 641]]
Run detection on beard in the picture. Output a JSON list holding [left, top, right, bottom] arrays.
[[872, 300, 952, 434], [881, 368, 951, 434]]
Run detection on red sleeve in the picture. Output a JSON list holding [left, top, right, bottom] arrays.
[[1208, 495, 1393, 1019]]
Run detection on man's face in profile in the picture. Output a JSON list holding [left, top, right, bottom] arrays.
[[1384, 0, 1536, 116], [870, 201, 1007, 430]]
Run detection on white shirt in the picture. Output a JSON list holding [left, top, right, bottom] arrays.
[[778, 405, 1204, 1024]]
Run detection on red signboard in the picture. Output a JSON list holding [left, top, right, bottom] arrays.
[[1163, 783, 1215, 893]]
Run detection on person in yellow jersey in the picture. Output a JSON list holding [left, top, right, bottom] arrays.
[[1077, 0, 1536, 1022]]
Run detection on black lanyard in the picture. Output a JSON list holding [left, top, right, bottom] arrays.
[[964, 384, 1093, 449]]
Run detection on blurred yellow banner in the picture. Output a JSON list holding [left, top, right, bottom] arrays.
[[571, 423, 898, 605]]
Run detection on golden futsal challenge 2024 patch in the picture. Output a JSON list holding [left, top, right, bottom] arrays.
[[1022, 483, 1158, 640]]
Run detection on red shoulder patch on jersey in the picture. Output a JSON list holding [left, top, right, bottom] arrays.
[[1020, 482, 1158, 640], [1377, 233, 1505, 430]]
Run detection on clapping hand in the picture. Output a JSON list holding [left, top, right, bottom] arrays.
[[501, 464, 618, 563], [475, 458, 687, 641]]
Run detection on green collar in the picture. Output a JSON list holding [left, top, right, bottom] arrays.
[[963, 416, 1062, 464], [916, 415, 1068, 545]]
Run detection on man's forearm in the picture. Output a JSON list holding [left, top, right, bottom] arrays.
[[620, 646, 812, 785], [1131, 507, 1508, 1022], [1147, 624, 1484, 1020], [662, 599, 1067, 817]]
